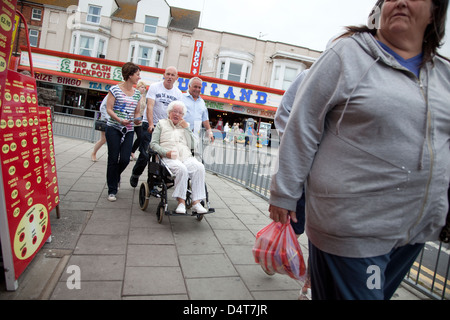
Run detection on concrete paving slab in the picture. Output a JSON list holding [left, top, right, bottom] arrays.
[[51, 281, 123, 300], [205, 217, 248, 230], [214, 229, 256, 246], [74, 235, 128, 255], [82, 219, 130, 236], [179, 253, 238, 278], [126, 244, 179, 267], [222, 245, 256, 265], [185, 277, 253, 300], [235, 265, 302, 292], [130, 213, 168, 229], [90, 207, 131, 222], [252, 290, 301, 300], [60, 255, 125, 282], [63, 190, 102, 203], [128, 227, 175, 245], [123, 266, 186, 296]]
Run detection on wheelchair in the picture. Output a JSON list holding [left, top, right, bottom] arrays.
[[138, 149, 215, 223]]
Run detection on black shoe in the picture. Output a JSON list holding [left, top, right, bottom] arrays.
[[130, 174, 139, 188]]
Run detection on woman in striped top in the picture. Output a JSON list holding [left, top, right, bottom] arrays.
[[105, 62, 142, 202]]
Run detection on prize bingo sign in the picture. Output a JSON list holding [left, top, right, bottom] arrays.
[[0, 0, 57, 291]]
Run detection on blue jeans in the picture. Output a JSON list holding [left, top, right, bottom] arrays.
[[308, 241, 424, 300], [105, 126, 134, 194], [132, 122, 152, 177]]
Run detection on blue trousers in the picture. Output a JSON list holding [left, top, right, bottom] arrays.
[[105, 126, 134, 195], [308, 241, 424, 300]]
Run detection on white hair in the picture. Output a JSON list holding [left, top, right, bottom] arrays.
[[167, 100, 187, 116], [188, 77, 203, 87]]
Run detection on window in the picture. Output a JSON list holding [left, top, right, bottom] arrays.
[[155, 50, 162, 67], [130, 46, 135, 62], [31, 8, 42, 21], [87, 5, 101, 24], [138, 46, 153, 66], [79, 36, 94, 56], [271, 62, 306, 90], [71, 32, 108, 58], [29, 29, 39, 47], [129, 42, 164, 68], [144, 16, 158, 34], [228, 63, 243, 82], [216, 49, 253, 83], [97, 39, 105, 58], [283, 67, 298, 90], [217, 59, 252, 83]]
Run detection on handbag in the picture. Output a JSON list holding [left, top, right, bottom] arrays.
[[94, 119, 107, 131], [252, 219, 306, 280]]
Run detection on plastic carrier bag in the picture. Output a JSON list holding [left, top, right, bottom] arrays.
[[252, 219, 306, 281]]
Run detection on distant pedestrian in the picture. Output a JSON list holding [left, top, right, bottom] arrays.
[[91, 95, 109, 162], [130, 81, 147, 161]]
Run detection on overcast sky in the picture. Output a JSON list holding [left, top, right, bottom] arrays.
[[166, 0, 450, 57]]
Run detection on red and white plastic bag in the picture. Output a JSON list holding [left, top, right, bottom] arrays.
[[252, 220, 306, 281]]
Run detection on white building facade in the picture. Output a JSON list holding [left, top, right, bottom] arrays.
[[16, 0, 322, 124]]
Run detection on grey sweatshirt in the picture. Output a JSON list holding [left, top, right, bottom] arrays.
[[269, 32, 450, 258]]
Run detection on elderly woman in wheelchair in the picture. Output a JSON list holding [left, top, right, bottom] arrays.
[[150, 100, 208, 214]]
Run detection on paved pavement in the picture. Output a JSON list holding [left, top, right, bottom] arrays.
[[0, 136, 429, 300]]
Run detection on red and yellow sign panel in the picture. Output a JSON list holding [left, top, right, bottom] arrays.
[[1, 70, 53, 279], [39, 106, 59, 213]]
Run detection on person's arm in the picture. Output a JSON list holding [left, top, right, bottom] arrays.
[[202, 119, 214, 142], [146, 98, 155, 132], [106, 91, 130, 126], [106, 92, 115, 119], [133, 98, 141, 125], [179, 119, 196, 150], [274, 70, 309, 140], [149, 122, 168, 157]]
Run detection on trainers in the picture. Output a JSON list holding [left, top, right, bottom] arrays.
[[192, 202, 208, 214], [130, 174, 139, 188], [107, 194, 116, 202], [175, 203, 186, 214]]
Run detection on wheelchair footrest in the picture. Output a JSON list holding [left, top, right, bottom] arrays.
[[166, 208, 215, 216]]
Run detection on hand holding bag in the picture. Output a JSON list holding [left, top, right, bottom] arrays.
[[252, 219, 306, 280]]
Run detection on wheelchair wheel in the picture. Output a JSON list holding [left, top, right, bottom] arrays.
[[196, 213, 204, 221], [156, 202, 164, 224], [139, 182, 150, 211]]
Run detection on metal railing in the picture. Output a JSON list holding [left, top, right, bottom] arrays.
[[201, 136, 278, 200], [52, 109, 449, 300], [52, 105, 101, 143]]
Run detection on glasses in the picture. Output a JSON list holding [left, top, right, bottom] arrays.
[[170, 110, 184, 115]]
